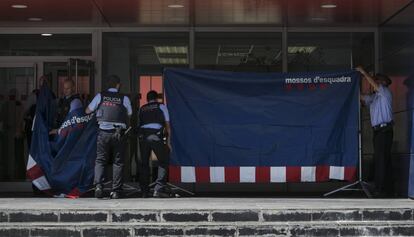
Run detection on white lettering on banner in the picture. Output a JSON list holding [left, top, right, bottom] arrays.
[[285, 76, 352, 84], [60, 114, 94, 130]]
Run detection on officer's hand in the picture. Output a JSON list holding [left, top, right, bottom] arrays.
[[49, 129, 58, 135]]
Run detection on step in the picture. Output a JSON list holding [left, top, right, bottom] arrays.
[[1, 208, 414, 223], [1, 221, 414, 237]]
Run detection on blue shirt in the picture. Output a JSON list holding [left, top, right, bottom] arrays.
[[68, 97, 83, 112], [87, 88, 132, 130], [363, 85, 393, 127], [140, 100, 170, 129]]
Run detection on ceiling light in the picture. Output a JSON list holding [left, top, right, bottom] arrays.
[[321, 4, 337, 9], [11, 4, 28, 9], [154, 46, 188, 54], [288, 46, 317, 54], [168, 4, 184, 8], [41, 33, 53, 37], [28, 17, 43, 22], [311, 17, 327, 21], [159, 58, 187, 64]]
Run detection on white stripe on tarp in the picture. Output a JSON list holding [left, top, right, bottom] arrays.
[[32, 176, 51, 190], [26, 154, 36, 170], [210, 167, 225, 183], [270, 167, 286, 183], [181, 166, 196, 183], [301, 166, 316, 182], [240, 167, 255, 183], [329, 166, 345, 180]]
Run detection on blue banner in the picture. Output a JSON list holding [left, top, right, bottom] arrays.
[[164, 68, 360, 183], [27, 85, 96, 196]]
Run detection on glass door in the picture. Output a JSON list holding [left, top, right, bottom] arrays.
[[0, 64, 36, 181], [68, 59, 95, 105]]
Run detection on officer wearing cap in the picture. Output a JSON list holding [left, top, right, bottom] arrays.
[[138, 90, 171, 198], [86, 75, 132, 199], [49, 79, 83, 135], [357, 66, 394, 197]]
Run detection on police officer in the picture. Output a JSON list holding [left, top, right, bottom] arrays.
[[86, 75, 132, 199], [50, 79, 83, 135], [138, 90, 171, 198], [357, 66, 394, 198]]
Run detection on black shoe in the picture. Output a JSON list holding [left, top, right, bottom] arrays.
[[95, 185, 103, 199], [110, 191, 122, 199], [153, 190, 171, 198]]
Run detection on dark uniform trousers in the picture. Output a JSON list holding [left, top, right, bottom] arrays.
[[139, 129, 169, 192], [94, 129, 126, 191], [373, 125, 393, 194]]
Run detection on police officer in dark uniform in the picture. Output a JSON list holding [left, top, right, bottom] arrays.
[[50, 79, 83, 135], [86, 75, 132, 199], [138, 90, 171, 198]]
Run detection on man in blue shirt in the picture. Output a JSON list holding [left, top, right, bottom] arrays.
[[357, 66, 393, 198], [86, 75, 132, 199], [138, 90, 171, 198]]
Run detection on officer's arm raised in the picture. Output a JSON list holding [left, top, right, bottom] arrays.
[[356, 66, 379, 92]]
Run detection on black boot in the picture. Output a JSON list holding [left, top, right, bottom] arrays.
[[95, 184, 103, 199]]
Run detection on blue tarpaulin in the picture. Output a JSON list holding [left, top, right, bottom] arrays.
[[27, 85, 96, 197], [164, 68, 360, 183]]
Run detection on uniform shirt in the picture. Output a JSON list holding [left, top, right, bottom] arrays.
[[140, 100, 169, 129], [363, 85, 393, 127], [67, 96, 83, 112], [87, 88, 132, 130]]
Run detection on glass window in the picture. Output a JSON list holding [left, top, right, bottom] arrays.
[[195, 32, 282, 72], [288, 32, 374, 72], [0, 34, 92, 56], [0, 67, 35, 181], [103, 32, 189, 95]]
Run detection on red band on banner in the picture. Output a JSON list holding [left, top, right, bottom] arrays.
[[316, 165, 330, 182], [256, 166, 270, 183], [225, 167, 240, 183], [26, 165, 44, 181], [169, 166, 181, 183], [286, 166, 301, 182], [195, 167, 210, 183], [66, 188, 81, 199], [344, 166, 357, 181]]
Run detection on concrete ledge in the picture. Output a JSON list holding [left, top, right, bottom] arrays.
[[1, 208, 413, 223], [1, 221, 414, 237]]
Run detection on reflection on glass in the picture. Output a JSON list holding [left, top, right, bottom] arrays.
[[0, 67, 35, 181], [0, 34, 92, 56], [288, 32, 374, 72], [195, 0, 283, 25], [195, 32, 282, 72]]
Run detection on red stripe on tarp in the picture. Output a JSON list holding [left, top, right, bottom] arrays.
[[66, 188, 81, 199], [26, 164, 44, 181], [169, 166, 181, 183], [225, 167, 239, 183], [286, 166, 301, 182], [316, 165, 330, 182], [9, 95, 16, 101], [255, 166, 270, 183], [344, 166, 357, 181], [195, 167, 210, 183]]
